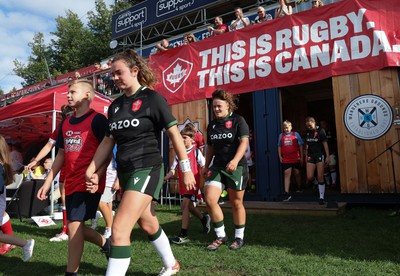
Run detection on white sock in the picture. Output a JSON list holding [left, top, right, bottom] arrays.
[[318, 183, 325, 199], [106, 258, 131, 276], [235, 227, 245, 240], [331, 172, 337, 184], [324, 174, 331, 185], [2, 213, 10, 224], [214, 224, 226, 238], [150, 229, 175, 268]]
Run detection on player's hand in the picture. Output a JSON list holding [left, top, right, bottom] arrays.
[[226, 160, 238, 173], [26, 160, 37, 171], [37, 183, 50, 200], [112, 179, 120, 191], [202, 167, 210, 178], [325, 156, 330, 165], [182, 171, 196, 191], [86, 173, 99, 193]]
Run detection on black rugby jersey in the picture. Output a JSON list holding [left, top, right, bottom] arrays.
[[107, 87, 177, 172], [305, 127, 327, 155], [206, 112, 249, 167]]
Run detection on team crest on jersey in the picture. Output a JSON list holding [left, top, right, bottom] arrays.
[[131, 100, 142, 112], [225, 120, 232, 129], [162, 58, 193, 94], [65, 135, 82, 152]]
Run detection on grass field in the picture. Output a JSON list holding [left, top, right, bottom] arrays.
[[0, 205, 399, 275]]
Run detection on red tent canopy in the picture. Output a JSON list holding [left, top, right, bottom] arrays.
[[0, 83, 112, 150]]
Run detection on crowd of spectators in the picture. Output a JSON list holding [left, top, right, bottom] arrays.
[[89, 1, 327, 97], [4, 1, 327, 100], [152, 1, 326, 54]]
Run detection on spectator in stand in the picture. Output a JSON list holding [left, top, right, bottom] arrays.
[[156, 39, 172, 53], [74, 71, 81, 80], [94, 62, 102, 72], [8, 143, 23, 173], [275, 0, 292, 18], [23, 157, 45, 180], [183, 33, 197, 45], [208, 17, 228, 36], [253, 6, 273, 24], [102, 58, 113, 70], [230, 7, 250, 31], [41, 158, 53, 179], [312, 0, 324, 8]]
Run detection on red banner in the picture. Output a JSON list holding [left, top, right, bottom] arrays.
[[150, 0, 400, 105]]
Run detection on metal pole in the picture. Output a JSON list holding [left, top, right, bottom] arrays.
[[140, 22, 143, 56], [49, 109, 57, 218]]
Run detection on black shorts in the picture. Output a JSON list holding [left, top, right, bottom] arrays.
[[307, 152, 325, 164], [66, 192, 101, 221], [182, 194, 196, 202], [282, 162, 301, 171]]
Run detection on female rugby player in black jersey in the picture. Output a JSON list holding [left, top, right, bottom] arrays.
[[86, 49, 195, 276], [202, 89, 249, 251]]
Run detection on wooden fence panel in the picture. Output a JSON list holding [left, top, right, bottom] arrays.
[[332, 68, 400, 193]]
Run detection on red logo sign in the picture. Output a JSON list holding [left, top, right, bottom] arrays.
[[225, 120, 232, 129], [162, 58, 193, 94], [131, 100, 142, 112], [205, 170, 212, 178]]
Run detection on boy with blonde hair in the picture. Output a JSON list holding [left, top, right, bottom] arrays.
[[38, 80, 110, 275]]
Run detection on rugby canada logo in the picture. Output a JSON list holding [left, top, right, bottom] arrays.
[[344, 94, 393, 140], [162, 58, 193, 93]]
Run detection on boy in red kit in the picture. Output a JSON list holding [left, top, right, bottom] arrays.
[[27, 105, 73, 242], [37, 80, 110, 276], [165, 127, 211, 244], [278, 120, 304, 201]]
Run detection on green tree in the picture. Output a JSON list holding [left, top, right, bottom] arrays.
[[13, 32, 52, 86], [83, 0, 114, 63], [50, 10, 92, 73], [112, 0, 138, 13]]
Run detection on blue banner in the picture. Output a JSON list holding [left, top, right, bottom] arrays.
[[111, 0, 217, 39]]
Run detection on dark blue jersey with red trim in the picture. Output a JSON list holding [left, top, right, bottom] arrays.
[[107, 87, 177, 172], [206, 112, 249, 167]]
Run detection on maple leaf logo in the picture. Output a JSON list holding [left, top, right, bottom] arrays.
[[166, 64, 187, 87], [162, 58, 193, 94]]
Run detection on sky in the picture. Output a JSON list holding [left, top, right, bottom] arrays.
[[0, 0, 115, 94]]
